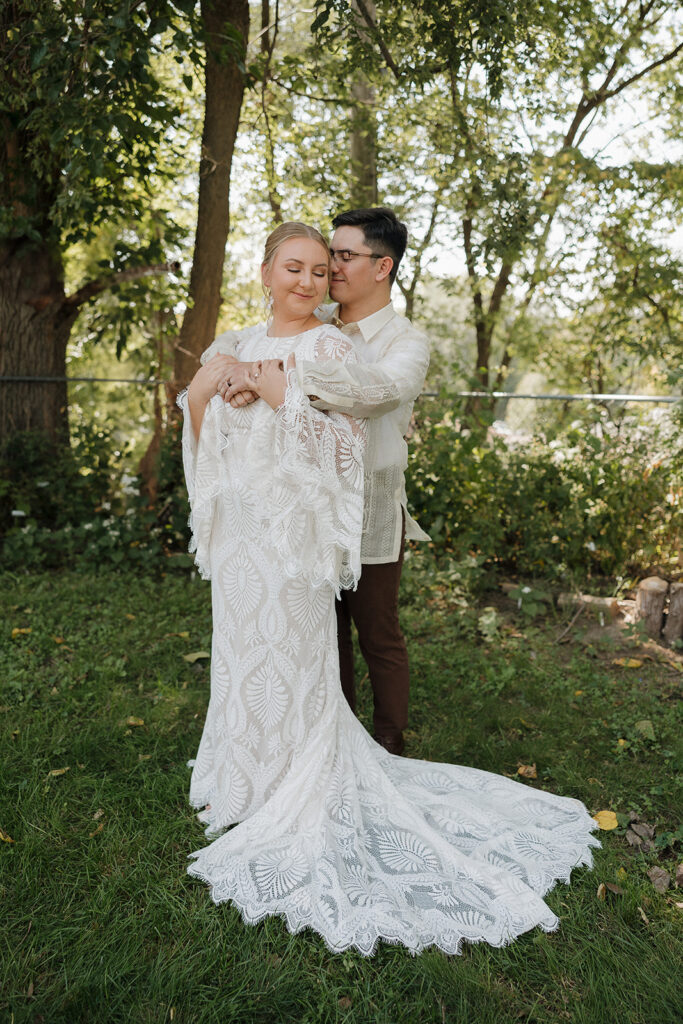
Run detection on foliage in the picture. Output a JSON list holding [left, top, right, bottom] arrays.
[[0, 423, 190, 571], [0, 0, 201, 244], [1, 568, 681, 1022], [233, 0, 683, 397], [407, 395, 683, 584]]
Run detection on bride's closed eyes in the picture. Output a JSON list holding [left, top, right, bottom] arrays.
[[284, 263, 328, 278]]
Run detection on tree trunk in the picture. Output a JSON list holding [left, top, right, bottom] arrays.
[[0, 240, 76, 445], [635, 576, 669, 640], [349, 77, 378, 207], [172, 0, 250, 394], [348, 0, 378, 208], [663, 582, 683, 646]]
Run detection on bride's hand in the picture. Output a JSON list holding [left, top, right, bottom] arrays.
[[219, 361, 259, 408], [188, 354, 237, 404], [249, 358, 287, 410]]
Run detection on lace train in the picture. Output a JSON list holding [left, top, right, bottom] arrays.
[[188, 696, 599, 956]]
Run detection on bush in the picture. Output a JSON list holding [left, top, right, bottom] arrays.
[[0, 422, 191, 572], [407, 397, 683, 585]]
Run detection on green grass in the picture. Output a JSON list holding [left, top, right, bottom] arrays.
[[1, 566, 682, 1024]]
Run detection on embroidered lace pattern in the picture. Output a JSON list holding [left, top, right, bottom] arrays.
[[179, 321, 599, 956]]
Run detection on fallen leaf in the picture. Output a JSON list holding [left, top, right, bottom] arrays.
[[53, 636, 64, 644], [27, 980, 34, 998], [48, 767, 70, 777], [125, 613, 136, 620], [11, 627, 31, 638], [517, 763, 537, 779], [89, 822, 104, 838], [574, 689, 584, 696], [675, 902, 683, 910], [166, 631, 190, 639], [50, 686, 58, 695], [183, 650, 210, 663], [612, 658, 642, 668], [647, 866, 670, 894], [92, 809, 104, 821], [138, 753, 151, 761], [617, 867, 628, 882], [634, 719, 656, 741], [617, 738, 627, 747], [676, 863, 683, 887], [597, 882, 606, 900], [593, 810, 618, 830], [0, 827, 15, 843], [626, 828, 654, 852], [338, 997, 352, 1010], [604, 882, 625, 895], [638, 906, 650, 925], [170, 1010, 175, 1022], [126, 717, 145, 727], [630, 821, 655, 840]]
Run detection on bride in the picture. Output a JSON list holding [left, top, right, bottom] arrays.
[[179, 221, 599, 956]]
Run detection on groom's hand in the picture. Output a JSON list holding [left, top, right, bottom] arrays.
[[218, 362, 259, 407]]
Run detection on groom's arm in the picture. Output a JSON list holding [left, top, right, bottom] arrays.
[[294, 326, 429, 419]]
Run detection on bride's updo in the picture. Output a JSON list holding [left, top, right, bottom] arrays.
[[262, 221, 329, 270]]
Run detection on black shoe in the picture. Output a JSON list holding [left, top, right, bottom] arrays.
[[373, 733, 405, 756]]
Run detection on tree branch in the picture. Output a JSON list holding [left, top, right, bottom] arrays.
[[62, 262, 180, 311], [600, 39, 683, 102]]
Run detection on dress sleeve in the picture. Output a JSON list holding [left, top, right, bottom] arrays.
[[265, 328, 367, 595], [199, 329, 238, 365], [176, 389, 230, 580], [294, 324, 430, 419]]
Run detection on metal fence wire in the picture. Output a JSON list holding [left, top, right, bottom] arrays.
[[0, 376, 679, 403]]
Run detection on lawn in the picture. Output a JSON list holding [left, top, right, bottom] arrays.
[[1, 564, 682, 1024]]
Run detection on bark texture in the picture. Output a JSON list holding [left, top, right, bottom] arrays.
[[0, 240, 76, 444], [173, 0, 250, 393]]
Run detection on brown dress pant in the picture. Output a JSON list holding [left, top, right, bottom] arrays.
[[335, 522, 408, 741]]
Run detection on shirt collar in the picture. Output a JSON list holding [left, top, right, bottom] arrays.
[[332, 302, 395, 343]]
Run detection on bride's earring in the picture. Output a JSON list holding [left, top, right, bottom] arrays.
[[262, 287, 273, 314]]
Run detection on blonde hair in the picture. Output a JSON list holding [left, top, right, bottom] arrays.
[[262, 221, 329, 270]]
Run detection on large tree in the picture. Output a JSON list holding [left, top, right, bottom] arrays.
[[172, 0, 249, 393], [0, 0, 248, 446]]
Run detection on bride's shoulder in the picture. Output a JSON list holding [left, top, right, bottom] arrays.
[[201, 321, 268, 364]]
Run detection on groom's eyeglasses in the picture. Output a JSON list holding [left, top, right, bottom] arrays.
[[329, 248, 383, 263]]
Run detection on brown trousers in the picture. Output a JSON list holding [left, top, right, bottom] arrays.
[[335, 524, 408, 740]]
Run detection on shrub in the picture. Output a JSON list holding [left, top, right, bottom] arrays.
[[407, 398, 683, 584]]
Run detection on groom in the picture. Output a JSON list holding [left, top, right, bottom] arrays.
[[223, 207, 430, 755]]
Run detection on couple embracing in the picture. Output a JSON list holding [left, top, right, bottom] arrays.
[[180, 207, 598, 956]]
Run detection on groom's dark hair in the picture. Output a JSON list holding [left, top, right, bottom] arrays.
[[331, 207, 407, 284]]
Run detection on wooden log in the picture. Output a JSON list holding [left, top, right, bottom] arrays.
[[635, 577, 669, 639], [663, 582, 683, 645]]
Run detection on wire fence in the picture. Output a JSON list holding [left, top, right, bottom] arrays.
[[0, 376, 680, 404]]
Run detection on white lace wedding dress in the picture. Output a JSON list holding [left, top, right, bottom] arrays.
[[179, 322, 599, 956]]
